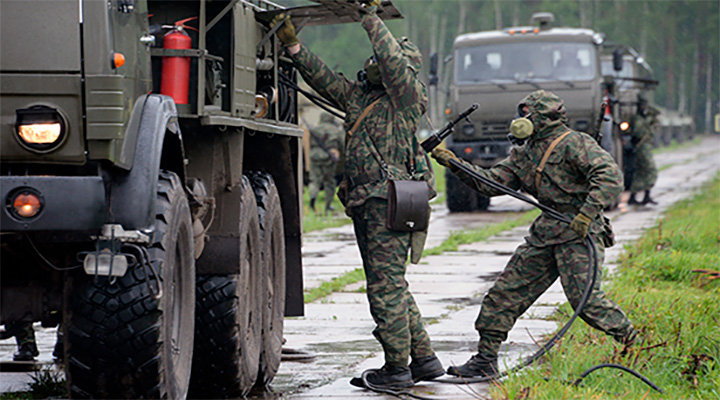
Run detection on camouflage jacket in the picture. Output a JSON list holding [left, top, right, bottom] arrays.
[[630, 111, 656, 149], [453, 91, 622, 247], [291, 10, 434, 208], [310, 121, 343, 162]]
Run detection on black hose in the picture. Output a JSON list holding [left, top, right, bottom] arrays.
[[277, 73, 346, 120]]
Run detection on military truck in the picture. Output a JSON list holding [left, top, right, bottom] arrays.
[[0, 0, 400, 397], [438, 12, 615, 212]]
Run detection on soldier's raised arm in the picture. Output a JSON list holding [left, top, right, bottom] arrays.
[[361, 6, 424, 111], [271, 14, 353, 111]]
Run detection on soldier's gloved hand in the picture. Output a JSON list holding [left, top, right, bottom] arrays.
[[351, 0, 381, 14], [270, 14, 299, 47], [570, 212, 592, 238], [431, 148, 458, 170]]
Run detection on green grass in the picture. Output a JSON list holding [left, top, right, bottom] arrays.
[[423, 209, 541, 256], [492, 174, 720, 400], [303, 267, 366, 303]]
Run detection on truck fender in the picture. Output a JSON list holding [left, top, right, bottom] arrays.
[[107, 94, 184, 230]]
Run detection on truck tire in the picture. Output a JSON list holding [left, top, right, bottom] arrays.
[[446, 170, 490, 212], [65, 171, 195, 399], [248, 171, 286, 388], [189, 176, 262, 398]]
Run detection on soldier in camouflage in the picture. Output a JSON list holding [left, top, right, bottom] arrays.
[[271, 0, 443, 389], [308, 112, 344, 213], [433, 90, 637, 377], [627, 96, 659, 205], [2, 320, 39, 361]]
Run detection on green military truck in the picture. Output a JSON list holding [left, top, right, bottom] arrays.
[[0, 0, 400, 397], [440, 12, 617, 212]]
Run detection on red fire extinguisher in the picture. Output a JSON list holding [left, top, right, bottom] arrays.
[[160, 17, 196, 105]]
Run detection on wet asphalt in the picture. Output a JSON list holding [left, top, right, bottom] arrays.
[[1, 135, 718, 399]]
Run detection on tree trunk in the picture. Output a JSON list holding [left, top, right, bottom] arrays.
[[578, 0, 588, 28], [458, 1, 467, 35], [493, 0, 502, 30], [705, 56, 713, 133]]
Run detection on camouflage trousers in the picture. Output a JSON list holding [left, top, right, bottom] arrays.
[[475, 237, 634, 356], [6, 321, 36, 346], [309, 158, 337, 208], [352, 198, 434, 366], [629, 144, 658, 193]]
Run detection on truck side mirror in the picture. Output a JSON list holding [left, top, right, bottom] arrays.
[[612, 49, 623, 72], [428, 52, 439, 86]]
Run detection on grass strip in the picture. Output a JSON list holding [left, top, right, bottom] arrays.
[[423, 208, 541, 256], [303, 267, 366, 304], [492, 174, 720, 400]]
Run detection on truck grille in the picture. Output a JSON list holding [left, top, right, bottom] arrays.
[[481, 122, 510, 139]]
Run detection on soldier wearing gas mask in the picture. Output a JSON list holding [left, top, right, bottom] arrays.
[[271, 0, 441, 390], [433, 90, 637, 378]]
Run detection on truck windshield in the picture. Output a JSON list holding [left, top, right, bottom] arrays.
[[455, 41, 596, 84]]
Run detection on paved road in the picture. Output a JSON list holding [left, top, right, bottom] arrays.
[[2, 136, 718, 399]]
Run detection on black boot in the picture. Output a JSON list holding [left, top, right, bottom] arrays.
[[641, 190, 657, 205], [13, 342, 39, 361], [446, 352, 498, 378], [409, 354, 445, 382], [350, 364, 414, 389], [309, 197, 316, 212], [628, 192, 640, 205]]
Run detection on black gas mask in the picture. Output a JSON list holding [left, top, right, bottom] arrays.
[[357, 55, 381, 87]]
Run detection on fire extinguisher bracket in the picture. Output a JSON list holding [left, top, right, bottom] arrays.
[[150, 48, 222, 62]]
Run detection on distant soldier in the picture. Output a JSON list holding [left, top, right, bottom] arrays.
[[2, 320, 39, 361], [308, 112, 344, 213], [272, 0, 442, 389], [433, 90, 637, 378], [627, 96, 659, 205]]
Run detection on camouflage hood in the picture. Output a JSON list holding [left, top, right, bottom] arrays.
[[397, 37, 422, 75], [519, 90, 569, 139]]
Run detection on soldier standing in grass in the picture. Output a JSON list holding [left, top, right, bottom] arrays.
[[272, 0, 442, 389], [433, 90, 637, 377], [308, 112, 344, 213]]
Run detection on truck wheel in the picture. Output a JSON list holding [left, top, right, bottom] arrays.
[[189, 176, 262, 398], [248, 171, 286, 388], [65, 171, 195, 399], [476, 193, 490, 210], [446, 169, 475, 212]]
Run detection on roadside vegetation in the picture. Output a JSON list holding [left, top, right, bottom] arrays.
[[492, 174, 720, 399]]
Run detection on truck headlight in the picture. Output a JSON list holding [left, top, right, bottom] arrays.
[[15, 106, 66, 153], [619, 121, 630, 131]]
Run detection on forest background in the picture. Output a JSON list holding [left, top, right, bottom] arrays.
[[281, 0, 719, 133]]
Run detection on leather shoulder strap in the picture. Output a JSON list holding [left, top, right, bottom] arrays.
[[535, 130, 572, 193], [347, 97, 383, 136]]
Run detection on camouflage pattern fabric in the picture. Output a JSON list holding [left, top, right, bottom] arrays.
[[628, 112, 658, 193], [291, 9, 436, 367], [291, 10, 435, 209], [446, 90, 634, 355], [309, 118, 344, 207], [475, 239, 634, 355], [6, 320, 36, 346], [352, 198, 434, 366]]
